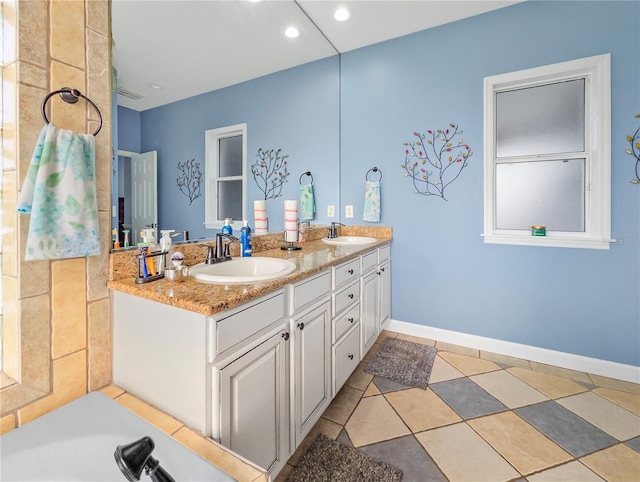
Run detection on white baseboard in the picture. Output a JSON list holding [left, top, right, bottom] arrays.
[[387, 319, 640, 384]]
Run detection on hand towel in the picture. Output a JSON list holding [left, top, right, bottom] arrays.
[[299, 183, 316, 221], [17, 124, 101, 260], [363, 181, 381, 223]]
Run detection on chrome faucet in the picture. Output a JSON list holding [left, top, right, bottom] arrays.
[[328, 222, 345, 239]]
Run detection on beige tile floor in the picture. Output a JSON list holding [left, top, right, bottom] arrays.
[[277, 331, 640, 482]]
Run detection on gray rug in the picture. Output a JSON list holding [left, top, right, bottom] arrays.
[[287, 434, 403, 482], [364, 338, 437, 389]]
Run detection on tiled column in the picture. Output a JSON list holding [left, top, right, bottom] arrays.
[[0, 0, 112, 431]]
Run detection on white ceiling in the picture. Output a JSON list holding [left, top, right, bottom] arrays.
[[112, 0, 521, 111]]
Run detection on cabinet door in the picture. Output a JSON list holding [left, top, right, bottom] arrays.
[[378, 261, 391, 327], [293, 300, 331, 447], [361, 271, 379, 355], [220, 328, 288, 476]]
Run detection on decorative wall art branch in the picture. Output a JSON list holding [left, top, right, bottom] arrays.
[[625, 114, 640, 184], [176, 158, 203, 204], [400, 123, 473, 201], [251, 148, 290, 200]]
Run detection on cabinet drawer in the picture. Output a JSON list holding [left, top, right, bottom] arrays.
[[334, 326, 360, 394], [333, 280, 359, 316], [217, 292, 285, 355], [361, 250, 377, 274], [289, 270, 331, 314], [378, 244, 391, 263], [333, 258, 360, 289], [334, 302, 360, 343]]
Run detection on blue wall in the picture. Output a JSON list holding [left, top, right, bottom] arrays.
[[139, 56, 340, 240], [340, 1, 639, 365], [117, 106, 141, 153]]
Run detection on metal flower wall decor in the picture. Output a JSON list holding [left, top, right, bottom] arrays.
[[251, 148, 290, 200], [626, 114, 640, 184], [176, 158, 203, 205], [400, 123, 473, 201]]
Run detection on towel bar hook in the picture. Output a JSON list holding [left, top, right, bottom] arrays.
[[366, 166, 383, 182], [41, 87, 103, 137], [299, 171, 314, 185]]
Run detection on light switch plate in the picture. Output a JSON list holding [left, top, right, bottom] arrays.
[[345, 205, 353, 218], [327, 205, 335, 217]]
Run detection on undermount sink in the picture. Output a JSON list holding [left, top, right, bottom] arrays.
[[189, 257, 297, 285], [321, 236, 377, 246]]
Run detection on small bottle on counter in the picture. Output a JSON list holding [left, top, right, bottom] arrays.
[[240, 220, 252, 257]]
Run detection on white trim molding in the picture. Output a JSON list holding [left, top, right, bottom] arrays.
[[387, 319, 639, 384]]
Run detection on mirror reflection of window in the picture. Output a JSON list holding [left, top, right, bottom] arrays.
[[205, 124, 247, 229]]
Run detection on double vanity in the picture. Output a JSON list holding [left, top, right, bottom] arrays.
[[108, 226, 392, 477]]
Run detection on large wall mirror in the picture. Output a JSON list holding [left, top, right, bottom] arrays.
[[111, 1, 341, 247]]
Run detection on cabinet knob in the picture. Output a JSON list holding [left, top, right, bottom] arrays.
[[348, 354, 354, 360], [377, 271, 381, 275], [380, 267, 385, 272], [348, 293, 354, 299], [297, 322, 305, 330], [348, 269, 354, 275], [348, 317, 354, 323], [282, 332, 290, 341]]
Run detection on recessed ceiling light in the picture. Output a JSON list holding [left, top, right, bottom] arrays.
[[334, 7, 350, 21], [285, 26, 300, 38], [148, 83, 163, 90]]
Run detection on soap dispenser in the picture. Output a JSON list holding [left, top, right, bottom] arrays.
[[222, 218, 233, 236]]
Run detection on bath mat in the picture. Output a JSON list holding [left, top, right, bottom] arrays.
[[365, 338, 437, 389], [287, 434, 403, 482]]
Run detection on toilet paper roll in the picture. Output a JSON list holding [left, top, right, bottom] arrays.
[[254, 200, 268, 234], [284, 200, 298, 242]]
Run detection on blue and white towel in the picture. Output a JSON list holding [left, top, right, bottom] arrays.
[[299, 183, 316, 221], [363, 181, 381, 223], [17, 124, 101, 260]]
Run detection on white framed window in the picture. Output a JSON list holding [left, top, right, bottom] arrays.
[[204, 123, 247, 230], [483, 54, 611, 249]]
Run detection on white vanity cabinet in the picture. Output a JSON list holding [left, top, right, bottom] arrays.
[[112, 240, 392, 480], [361, 244, 392, 355], [214, 291, 289, 476], [218, 325, 288, 476], [287, 272, 332, 448], [331, 258, 361, 395]]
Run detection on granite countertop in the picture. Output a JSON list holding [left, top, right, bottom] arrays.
[[107, 233, 392, 317]]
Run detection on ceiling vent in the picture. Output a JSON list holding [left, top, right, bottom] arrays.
[[117, 88, 144, 100]]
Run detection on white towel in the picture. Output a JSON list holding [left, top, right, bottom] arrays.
[[17, 124, 101, 260], [253, 200, 268, 234], [284, 200, 298, 242]]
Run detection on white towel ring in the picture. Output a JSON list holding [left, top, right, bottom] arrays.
[[41, 87, 103, 137], [366, 167, 383, 182]]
